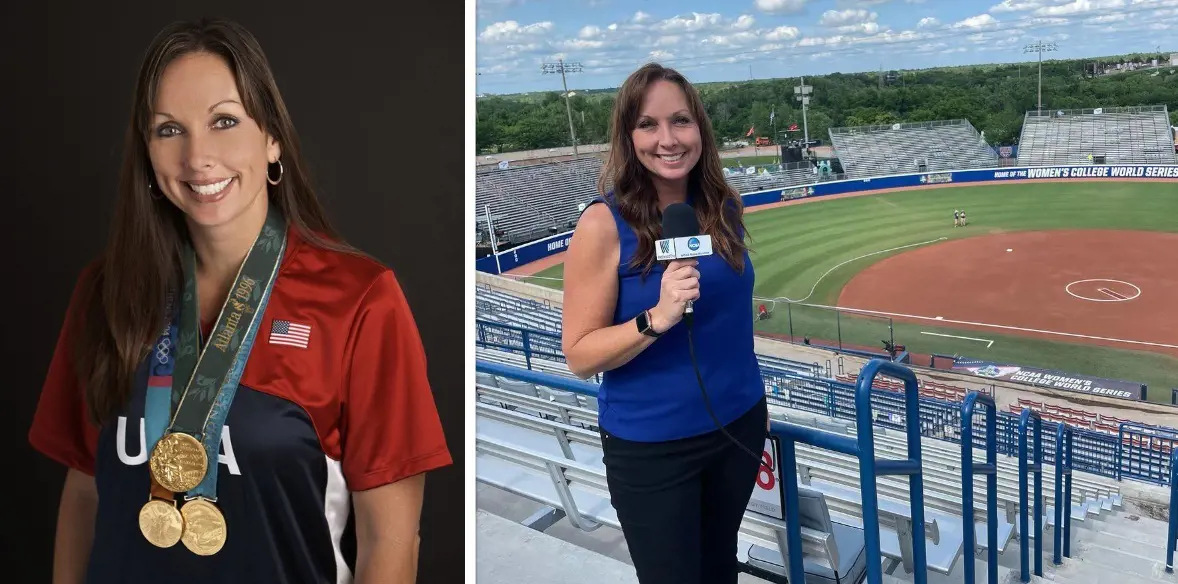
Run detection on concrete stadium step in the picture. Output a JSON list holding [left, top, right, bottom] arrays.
[[1034, 553, 1178, 584], [1054, 537, 1175, 583], [1094, 514, 1170, 541], [1075, 525, 1168, 557], [476, 509, 639, 584], [921, 557, 1021, 584]]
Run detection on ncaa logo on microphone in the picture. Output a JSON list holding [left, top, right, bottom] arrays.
[[687, 237, 700, 251]]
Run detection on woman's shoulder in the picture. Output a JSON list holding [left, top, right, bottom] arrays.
[[278, 227, 405, 312], [572, 198, 620, 248]]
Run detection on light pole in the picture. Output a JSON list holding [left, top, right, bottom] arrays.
[[794, 77, 812, 158], [1023, 41, 1058, 116], [542, 59, 583, 157]]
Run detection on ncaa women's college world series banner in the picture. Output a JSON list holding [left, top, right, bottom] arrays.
[[951, 358, 1146, 401]]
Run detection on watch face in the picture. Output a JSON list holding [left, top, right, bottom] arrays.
[[637, 310, 649, 332]]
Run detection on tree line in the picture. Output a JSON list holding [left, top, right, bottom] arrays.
[[476, 54, 1178, 154]]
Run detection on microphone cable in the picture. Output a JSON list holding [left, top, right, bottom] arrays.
[[683, 311, 775, 474]]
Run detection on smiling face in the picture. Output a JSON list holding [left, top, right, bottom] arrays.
[[630, 79, 702, 189], [147, 51, 279, 233]]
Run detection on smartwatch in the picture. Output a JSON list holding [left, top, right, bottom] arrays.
[[636, 309, 663, 337]]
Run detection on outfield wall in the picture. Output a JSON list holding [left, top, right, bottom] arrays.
[[475, 163, 1178, 275]]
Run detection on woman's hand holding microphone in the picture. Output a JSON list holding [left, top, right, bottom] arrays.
[[648, 259, 700, 334]]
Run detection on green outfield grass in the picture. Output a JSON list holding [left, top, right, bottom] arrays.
[[519, 181, 1178, 403]]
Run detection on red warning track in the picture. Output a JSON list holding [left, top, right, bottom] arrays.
[[836, 230, 1178, 357]]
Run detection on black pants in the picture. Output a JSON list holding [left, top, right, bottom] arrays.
[[601, 397, 768, 584]]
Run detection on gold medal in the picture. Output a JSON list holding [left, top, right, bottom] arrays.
[[149, 432, 208, 493], [139, 499, 184, 548], [180, 498, 227, 556], [139, 476, 184, 548]]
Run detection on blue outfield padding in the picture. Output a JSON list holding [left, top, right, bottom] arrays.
[[476, 163, 1178, 275]]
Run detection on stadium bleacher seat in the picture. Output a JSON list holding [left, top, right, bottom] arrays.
[[827, 120, 999, 179], [1016, 105, 1178, 166], [475, 287, 1178, 583]]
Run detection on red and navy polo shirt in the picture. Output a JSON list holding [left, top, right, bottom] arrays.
[[29, 227, 453, 583]]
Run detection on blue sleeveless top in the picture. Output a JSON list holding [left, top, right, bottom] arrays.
[[591, 191, 764, 442]]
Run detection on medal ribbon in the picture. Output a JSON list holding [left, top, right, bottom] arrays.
[[144, 204, 287, 500]]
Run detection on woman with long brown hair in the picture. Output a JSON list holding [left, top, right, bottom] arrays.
[[28, 18, 451, 583], [561, 63, 767, 584]]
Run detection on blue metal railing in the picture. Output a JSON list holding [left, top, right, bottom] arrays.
[[476, 321, 1178, 486], [1053, 423, 1074, 566], [477, 357, 930, 584], [1117, 422, 1178, 486], [778, 359, 928, 584], [1167, 448, 1177, 573], [1018, 408, 1044, 582], [961, 392, 998, 584]]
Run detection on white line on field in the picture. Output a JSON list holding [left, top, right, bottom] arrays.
[[776, 237, 948, 304], [920, 331, 994, 348], [830, 306, 1178, 350]]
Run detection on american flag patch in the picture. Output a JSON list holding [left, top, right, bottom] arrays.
[[269, 319, 311, 349]]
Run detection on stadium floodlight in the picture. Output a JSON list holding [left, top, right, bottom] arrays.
[[1023, 41, 1058, 117], [795, 77, 813, 158], [542, 59, 584, 157]]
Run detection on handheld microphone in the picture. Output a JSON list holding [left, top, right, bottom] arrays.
[[657, 202, 773, 472], [658, 203, 713, 319]]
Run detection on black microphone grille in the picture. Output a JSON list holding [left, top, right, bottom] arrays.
[[661, 202, 699, 239]]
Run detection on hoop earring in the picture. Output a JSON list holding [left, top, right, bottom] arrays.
[[148, 179, 163, 200], [267, 160, 284, 185]]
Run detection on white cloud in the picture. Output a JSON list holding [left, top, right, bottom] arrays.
[[989, 0, 1057, 13], [764, 25, 801, 41], [820, 9, 877, 27], [1036, 0, 1127, 16], [474, 1, 1167, 91], [653, 12, 726, 33], [952, 14, 1000, 29], [556, 38, 607, 50], [754, 0, 810, 14], [734, 15, 757, 30], [479, 20, 555, 43]]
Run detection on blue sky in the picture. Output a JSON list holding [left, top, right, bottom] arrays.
[[475, 0, 1177, 94]]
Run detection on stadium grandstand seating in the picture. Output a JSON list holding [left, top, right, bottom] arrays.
[[475, 156, 603, 247], [475, 156, 824, 251], [1015, 105, 1177, 166], [724, 161, 817, 194], [827, 120, 999, 179], [475, 286, 1178, 584]]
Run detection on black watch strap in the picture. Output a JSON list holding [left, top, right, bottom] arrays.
[[637, 309, 663, 337]]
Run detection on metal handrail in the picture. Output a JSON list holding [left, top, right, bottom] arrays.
[[477, 358, 931, 584], [1167, 448, 1177, 573], [1053, 423, 1075, 565], [1018, 408, 1045, 582], [961, 391, 998, 584], [775, 359, 929, 584]]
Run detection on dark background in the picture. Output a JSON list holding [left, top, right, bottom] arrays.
[[1, 2, 465, 581]]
